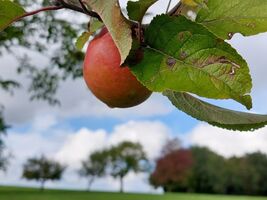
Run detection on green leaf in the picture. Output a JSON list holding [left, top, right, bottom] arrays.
[[86, 0, 132, 64], [164, 90, 267, 131], [196, 0, 267, 39], [127, 0, 157, 22], [75, 32, 92, 50], [0, 0, 25, 32], [131, 15, 252, 109]]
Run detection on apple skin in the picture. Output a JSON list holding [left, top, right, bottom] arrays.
[[83, 28, 152, 108]]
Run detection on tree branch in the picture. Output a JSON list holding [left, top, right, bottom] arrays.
[[12, 0, 102, 25], [13, 6, 64, 23]]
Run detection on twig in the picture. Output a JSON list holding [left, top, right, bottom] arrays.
[[11, 0, 102, 24], [13, 6, 64, 23], [78, 0, 90, 14]]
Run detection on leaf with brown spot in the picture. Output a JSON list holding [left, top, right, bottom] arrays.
[[131, 15, 252, 109], [196, 0, 267, 39]]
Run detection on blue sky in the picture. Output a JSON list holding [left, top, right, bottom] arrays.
[[1, 0, 267, 193]]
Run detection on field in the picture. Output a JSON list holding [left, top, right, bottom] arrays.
[[0, 186, 267, 200]]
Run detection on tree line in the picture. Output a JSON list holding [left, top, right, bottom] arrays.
[[150, 146, 267, 196], [1, 138, 267, 196], [21, 141, 148, 192]]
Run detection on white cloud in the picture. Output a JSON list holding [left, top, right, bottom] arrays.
[[187, 123, 267, 158], [108, 121, 171, 159], [229, 33, 267, 91], [228, 33, 267, 113], [0, 129, 66, 187], [32, 115, 58, 132], [56, 120, 171, 167], [0, 120, 171, 192], [56, 128, 107, 168]]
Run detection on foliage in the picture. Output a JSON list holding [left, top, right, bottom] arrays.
[[0, 0, 26, 32], [0, 142, 9, 171], [79, 150, 109, 190], [196, 0, 267, 39], [0, 78, 19, 133], [127, 0, 157, 22], [0, 111, 7, 134], [150, 149, 193, 192], [150, 146, 267, 196], [132, 15, 252, 109], [0, 107, 9, 171], [189, 147, 227, 194], [225, 152, 267, 195], [160, 138, 181, 157], [22, 155, 65, 190], [244, 153, 267, 195], [78, 141, 148, 193]]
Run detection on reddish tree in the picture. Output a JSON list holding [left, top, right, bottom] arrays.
[[150, 149, 193, 192]]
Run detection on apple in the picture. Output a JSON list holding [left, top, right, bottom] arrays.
[[83, 28, 152, 108]]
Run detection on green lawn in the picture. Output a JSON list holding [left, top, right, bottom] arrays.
[[0, 186, 267, 200]]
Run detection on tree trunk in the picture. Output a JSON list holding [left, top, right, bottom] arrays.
[[119, 176, 124, 193], [40, 179, 45, 191], [87, 177, 94, 192]]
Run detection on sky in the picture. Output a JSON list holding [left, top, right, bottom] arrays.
[[1, 0, 267, 193]]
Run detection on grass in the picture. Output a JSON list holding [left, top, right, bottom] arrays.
[[0, 186, 267, 200]]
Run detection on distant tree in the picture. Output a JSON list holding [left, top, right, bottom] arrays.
[[22, 155, 65, 190], [108, 142, 148, 193], [0, 143, 9, 172], [79, 150, 108, 191], [0, 77, 21, 170], [225, 153, 267, 196], [225, 156, 250, 195], [244, 152, 267, 195], [0, 111, 7, 134], [160, 138, 181, 157], [0, 111, 9, 171], [151, 146, 267, 195], [150, 149, 193, 192], [188, 147, 227, 194], [0, 80, 18, 138]]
